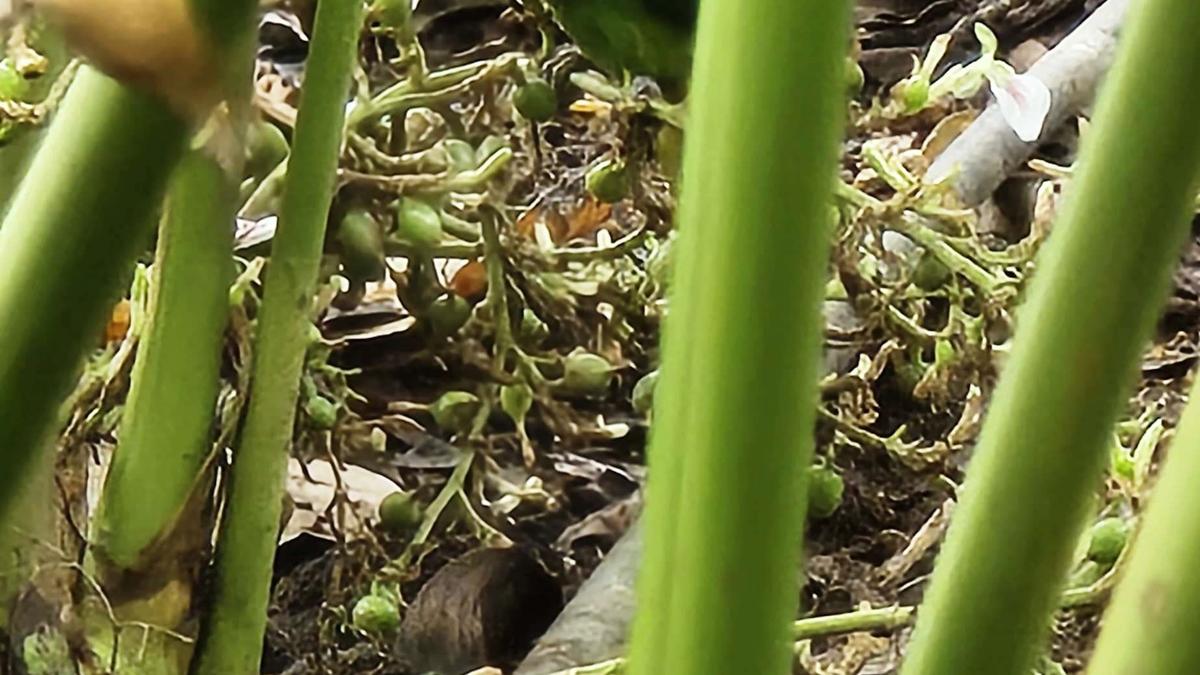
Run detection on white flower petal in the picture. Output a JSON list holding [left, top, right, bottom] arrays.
[[234, 215, 278, 250], [990, 72, 1051, 143]]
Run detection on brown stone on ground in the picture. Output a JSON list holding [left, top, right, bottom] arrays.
[[399, 547, 563, 674]]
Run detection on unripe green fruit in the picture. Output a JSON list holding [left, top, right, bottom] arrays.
[[900, 78, 930, 112], [562, 350, 613, 396], [371, 0, 412, 32], [631, 370, 659, 416], [352, 593, 400, 634], [430, 391, 481, 435], [305, 395, 338, 430], [806, 465, 844, 519], [245, 119, 288, 179], [586, 158, 630, 203], [500, 382, 533, 424], [394, 198, 444, 251], [518, 308, 549, 347], [337, 209, 386, 283], [911, 250, 952, 291], [425, 293, 472, 337], [844, 58, 865, 97], [378, 491, 422, 534], [443, 139, 477, 172], [514, 78, 558, 122], [1087, 517, 1130, 565]]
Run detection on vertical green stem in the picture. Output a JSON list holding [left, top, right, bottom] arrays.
[[194, 0, 364, 671], [1087, 370, 1200, 672], [92, 151, 234, 568], [900, 1, 1200, 673], [626, 2, 851, 674], [0, 18, 69, 209], [0, 68, 186, 516]]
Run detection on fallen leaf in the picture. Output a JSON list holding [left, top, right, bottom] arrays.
[[564, 196, 613, 242], [282, 457, 402, 543], [517, 198, 612, 245]]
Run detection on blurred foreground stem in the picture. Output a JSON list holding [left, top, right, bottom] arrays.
[[900, 0, 1200, 673], [626, 1, 852, 674], [0, 68, 186, 516]]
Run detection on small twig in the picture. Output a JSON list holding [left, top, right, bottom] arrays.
[[341, 146, 513, 194], [346, 132, 445, 173], [481, 208, 516, 370], [792, 604, 915, 640], [383, 240, 482, 259], [348, 54, 521, 127], [835, 181, 1009, 294], [550, 227, 648, 262]]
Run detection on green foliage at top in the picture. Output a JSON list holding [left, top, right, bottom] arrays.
[[546, 0, 696, 86]]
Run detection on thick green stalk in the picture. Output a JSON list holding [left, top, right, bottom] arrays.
[[626, 2, 851, 674], [194, 0, 363, 671], [0, 68, 186, 515], [900, 1, 1200, 673], [92, 152, 233, 567], [1088, 371, 1200, 672], [0, 24, 71, 619], [1092, 283, 1200, 667], [89, 0, 261, 571], [0, 18, 69, 209]]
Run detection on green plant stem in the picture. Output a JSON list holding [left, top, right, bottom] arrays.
[[481, 209, 516, 367], [0, 20, 71, 209], [625, 1, 851, 674], [1089, 354, 1200, 661], [0, 68, 186, 516], [382, 451, 474, 577], [348, 55, 517, 126], [92, 152, 234, 568], [899, 0, 1200, 672], [833, 181, 1004, 292], [543, 571, 1120, 675], [792, 605, 914, 639], [194, 0, 364, 670], [341, 146, 512, 193]]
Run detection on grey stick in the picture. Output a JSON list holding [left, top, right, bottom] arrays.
[[925, 0, 1130, 207], [515, 517, 643, 675]]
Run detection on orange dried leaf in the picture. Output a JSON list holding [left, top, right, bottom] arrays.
[[564, 197, 613, 242], [517, 204, 570, 243], [516, 205, 543, 238]]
